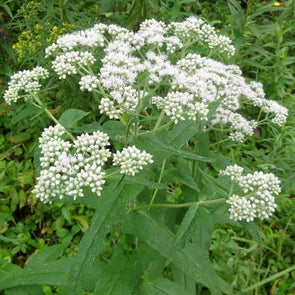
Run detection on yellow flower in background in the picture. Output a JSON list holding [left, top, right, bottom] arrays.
[[273, 2, 281, 6], [12, 22, 75, 63]]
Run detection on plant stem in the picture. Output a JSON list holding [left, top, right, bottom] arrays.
[[239, 264, 295, 294], [210, 138, 230, 147], [149, 159, 166, 206], [33, 95, 75, 141], [153, 109, 165, 130], [133, 198, 226, 211], [103, 169, 121, 179], [136, 120, 173, 137]]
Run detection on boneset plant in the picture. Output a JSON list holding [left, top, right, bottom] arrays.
[[2, 17, 288, 294]]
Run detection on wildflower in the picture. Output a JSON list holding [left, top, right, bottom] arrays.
[[79, 75, 99, 92], [33, 126, 111, 203], [221, 166, 281, 221], [273, 2, 280, 6], [113, 146, 153, 176], [4, 67, 49, 104]]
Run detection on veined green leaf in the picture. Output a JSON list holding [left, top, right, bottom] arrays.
[[142, 278, 194, 295], [92, 250, 141, 295], [68, 182, 144, 294], [59, 109, 90, 129], [26, 235, 72, 268], [0, 258, 73, 290], [108, 174, 168, 190], [123, 211, 232, 295], [165, 203, 199, 266]]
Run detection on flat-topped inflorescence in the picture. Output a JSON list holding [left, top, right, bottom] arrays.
[[4, 17, 287, 143], [4, 18, 286, 216]]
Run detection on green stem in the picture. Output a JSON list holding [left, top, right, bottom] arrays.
[[210, 138, 230, 147], [134, 198, 226, 211], [153, 109, 166, 130], [103, 169, 121, 179], [33, 95, 75, 141], [239, 264, 295, 294], [149, 159, 166, 206], [118, 115, 135, 135], [136, 120, 173, 137]]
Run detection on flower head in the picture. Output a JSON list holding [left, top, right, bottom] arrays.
[[113, 146, 153, 176], [222, 165, 281, 221]]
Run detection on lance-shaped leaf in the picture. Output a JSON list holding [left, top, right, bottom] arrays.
[[68, 181, 144, 295], [122, 210, 232, 295]]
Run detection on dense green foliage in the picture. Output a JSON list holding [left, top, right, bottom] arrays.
[[0, 0, 294, 294]]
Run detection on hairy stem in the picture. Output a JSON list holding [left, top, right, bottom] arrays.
[[133, 198, 226, 211]]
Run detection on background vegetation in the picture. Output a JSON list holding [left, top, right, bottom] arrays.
[[0, 0, 294, 294]]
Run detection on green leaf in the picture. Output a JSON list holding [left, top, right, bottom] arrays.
[[194, 132, 210, 189], [123, 211, 232, 295], [11, 105, 40, 124], [227, 0, 245, 33], [171, 0, 180, 21], [4, 285, 45, 295], [239, 220, 261, 244], [163, 158, 200, 192], [93, 250, 140, 294], [58, 109, 90, 129], [248, 4, 287, 21], [107, 171, 167, 190], [68, 182, 144, 294], [142, 278, 194, 295], [171, 266, 196, 292], [0, 257, 73, 290], [0, 2, 13, 18], [9, 132, 31, 144], [33, 144, 42, 177], [165, 203, 199, 266], [25, 236, 72, 268]]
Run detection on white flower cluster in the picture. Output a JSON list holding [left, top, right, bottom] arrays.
[[221, 165, 281, 222], [152, 92, 208, 124], [220, 164, 244, 181], [100, 40, 145, 89], [4, 67, 49, 104], [5, 18, 288, 143], [52, 51, 95, 79], [172, 54, 287, 141], [79, 75, 99, 92], [33, 125, 111, 203], [113, 146, 153, 176], [33, 126, 153, 202], [170, 16, 235, 56], [45, 24, 107, 57]]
